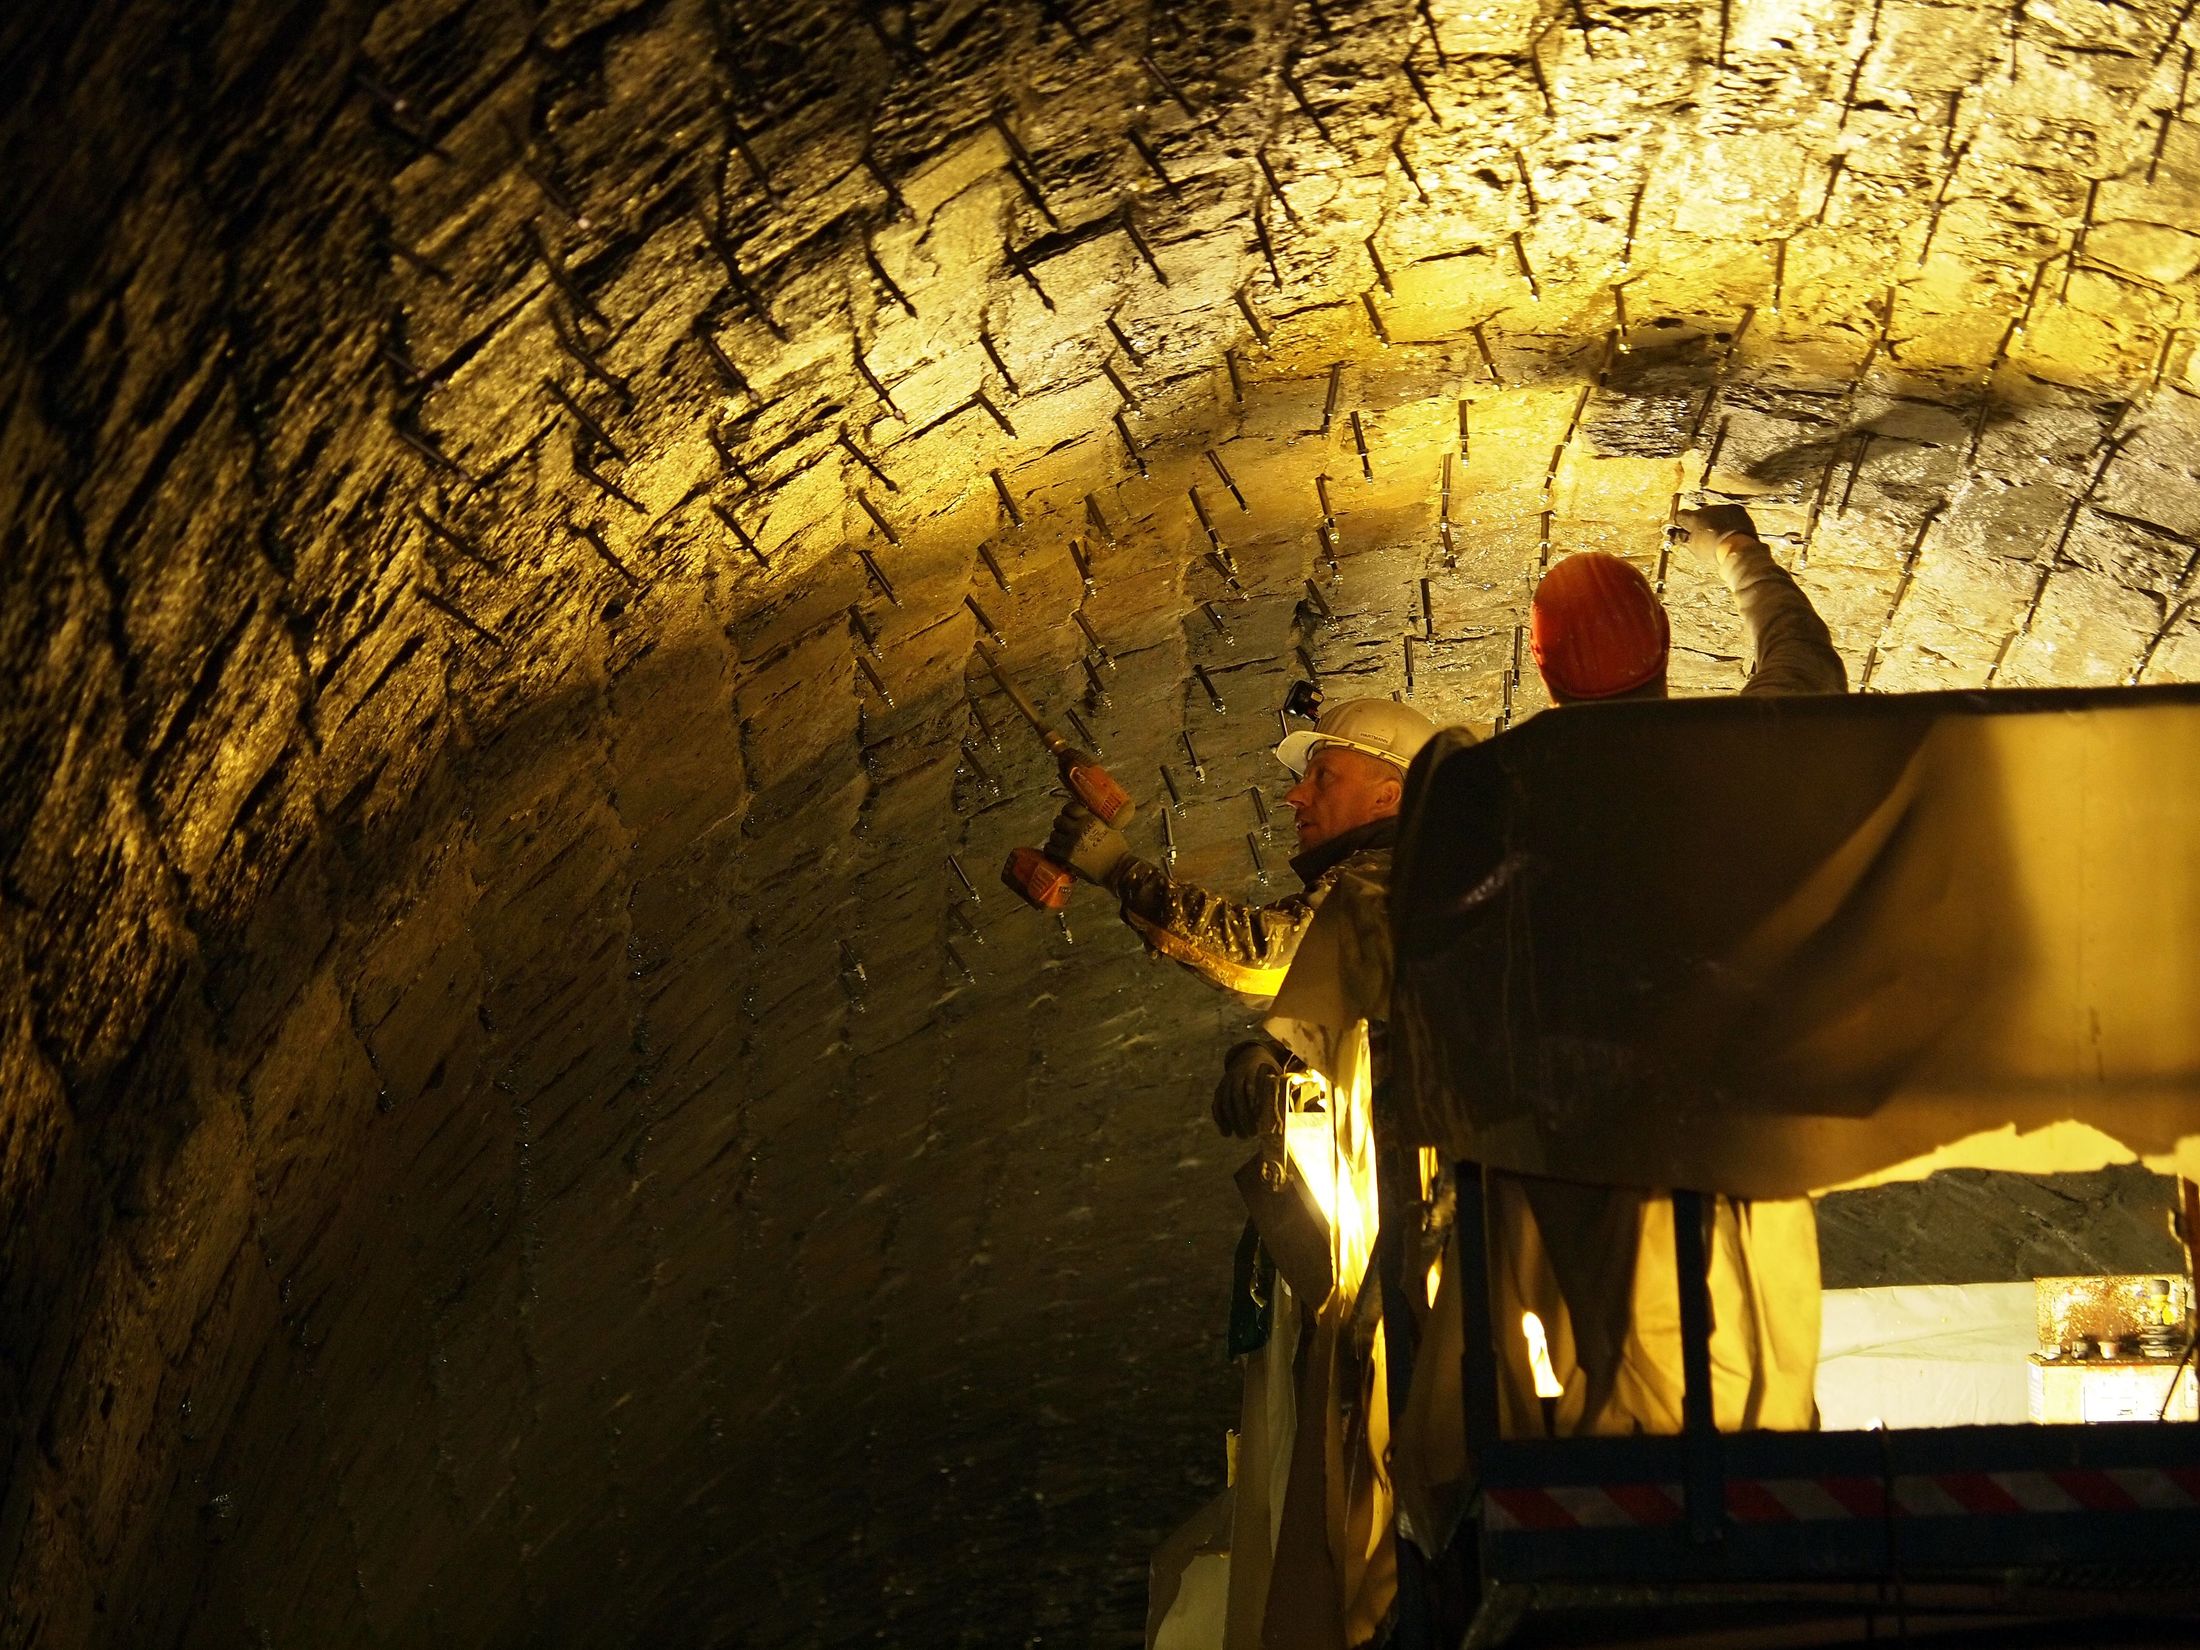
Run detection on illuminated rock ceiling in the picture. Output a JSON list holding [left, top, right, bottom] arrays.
[[2, 0, 2196, 1641]]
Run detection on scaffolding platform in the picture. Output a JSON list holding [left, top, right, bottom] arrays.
[[1384, 688, 2200, 1646]]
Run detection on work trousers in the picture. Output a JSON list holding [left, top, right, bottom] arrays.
[[1394, 1172, 1820, 1549], [1505, 1174, 1821, 1436]]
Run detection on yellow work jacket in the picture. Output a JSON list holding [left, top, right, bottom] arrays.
[[1119, 830, 1401, 1650]]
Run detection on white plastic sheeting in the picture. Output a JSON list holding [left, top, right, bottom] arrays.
[[1815, 1283, 2038, 1430]]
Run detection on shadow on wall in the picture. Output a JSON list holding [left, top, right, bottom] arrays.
[[3, 631, 918, 1644]]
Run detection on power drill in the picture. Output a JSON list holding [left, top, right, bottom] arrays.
[[977, 643, 1136, 911]]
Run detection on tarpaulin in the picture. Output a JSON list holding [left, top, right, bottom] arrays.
[[1389, 685, 2200, 1199], [1814, 1283, 2039, 1430]]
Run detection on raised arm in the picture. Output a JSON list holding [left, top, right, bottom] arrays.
[[1678, 505, 1848, 697]]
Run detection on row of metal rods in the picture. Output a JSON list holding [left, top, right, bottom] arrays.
[[533, 217, 2146, 889], [396, 0, 2186, 984], [924, 331, 1611, 904], [408, 0, 2133, 559], [568, 4, 2078, 635]]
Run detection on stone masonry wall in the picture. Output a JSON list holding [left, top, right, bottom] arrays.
[[2, 0, 2196, 1641]]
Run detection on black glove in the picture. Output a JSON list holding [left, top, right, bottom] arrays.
[[1213, 1041, 1288, 1138], [1044, 799, 1132, 888]]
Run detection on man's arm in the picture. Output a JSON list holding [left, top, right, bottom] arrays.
[[1677, 506, 1847, 697], [1044, 802, 1323, 997], [1720, 534, 1847, 696], [1112, 856, 1321, 998]]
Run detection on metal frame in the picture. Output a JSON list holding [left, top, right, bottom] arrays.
[[1434, 1168, 2200, 1646]]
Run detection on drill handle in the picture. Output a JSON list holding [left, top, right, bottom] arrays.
[[1062, 752, 1135, 828]]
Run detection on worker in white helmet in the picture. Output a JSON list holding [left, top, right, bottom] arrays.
[[1049, 696, 1446, 1650], [1046, 696, 1439, 1134]]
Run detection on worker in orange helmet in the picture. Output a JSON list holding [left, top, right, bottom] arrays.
[[1530, 503, 1844, 702], [1400, 505, 1845, 1556], [1516, 503, 1841, 1436]]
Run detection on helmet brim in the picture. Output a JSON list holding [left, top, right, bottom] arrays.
[[1271, 730, 1416, 777], [1273, 729, 1322, 775]]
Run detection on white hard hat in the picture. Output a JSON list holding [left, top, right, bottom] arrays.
[[1273, 697, 1439, 776]]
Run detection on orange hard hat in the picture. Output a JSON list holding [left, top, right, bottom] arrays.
[[1529, 552, 1670, 701]]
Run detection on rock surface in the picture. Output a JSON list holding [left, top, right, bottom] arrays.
[[2, 0, 2195, 1642]]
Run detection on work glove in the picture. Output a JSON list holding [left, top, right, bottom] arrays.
[[1045, 799, 1132, 888], [1213, 1041, 1289, 1139], [1672, 503, 1760, 565]]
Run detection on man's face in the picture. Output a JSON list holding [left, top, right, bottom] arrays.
[[1282, 746, 1403, 853]]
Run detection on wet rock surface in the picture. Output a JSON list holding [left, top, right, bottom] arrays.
[[1821, 1167, 2183, 1291], [2, 0, 2196, 1642]]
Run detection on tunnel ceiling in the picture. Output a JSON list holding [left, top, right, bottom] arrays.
[[3, 0, 2198, 1642]]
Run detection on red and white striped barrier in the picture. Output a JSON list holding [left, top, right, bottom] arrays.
[[1484, 1468, 2200, 1531]]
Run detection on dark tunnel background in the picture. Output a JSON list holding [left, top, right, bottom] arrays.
[[3, 0, 2196, 1642]]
